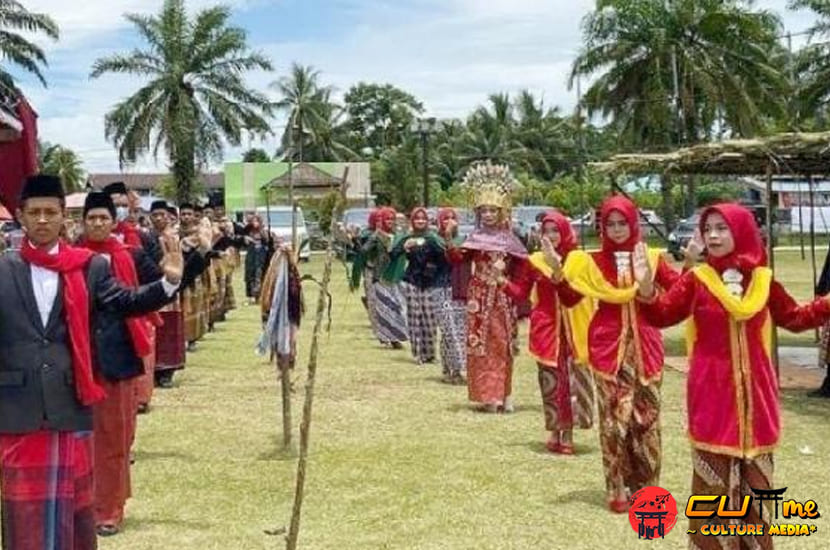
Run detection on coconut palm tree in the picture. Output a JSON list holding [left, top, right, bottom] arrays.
[[41, 144, 85, 193], [791, 0, 830, 129], [90, 0, 273, 202], [301, 91, 358, 161], [571, 0, 785, 226], [0, 0, 59, 87], [271, 63, 333, 162], [571, 0, 785, 147]]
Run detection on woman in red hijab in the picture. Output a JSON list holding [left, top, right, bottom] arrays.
[[562, 195, 681, 513], [389, 207, 448, 364], [361, 206, 409, 348], [635, 204, 830, 549], [435, 207, 467, 384], [503, 211, 592, 454]]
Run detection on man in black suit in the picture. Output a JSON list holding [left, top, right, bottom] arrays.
[[0, 176, 184, 550]]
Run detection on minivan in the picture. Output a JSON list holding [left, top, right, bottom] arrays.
[[256, 206, 311, 261]]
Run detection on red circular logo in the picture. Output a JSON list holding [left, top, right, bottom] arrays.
[[628, 486, 678, 540]]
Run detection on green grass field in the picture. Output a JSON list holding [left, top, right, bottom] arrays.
[[104, 250, 830, 549]]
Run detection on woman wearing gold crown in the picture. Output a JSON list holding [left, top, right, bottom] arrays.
[[447, 162, 528, 413]]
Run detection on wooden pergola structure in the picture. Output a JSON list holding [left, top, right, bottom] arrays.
[[589, 131, 830, 366], [590, 131, 830, 271]]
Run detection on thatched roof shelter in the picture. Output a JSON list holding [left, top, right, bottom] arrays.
[[589, 132, 830, 176]]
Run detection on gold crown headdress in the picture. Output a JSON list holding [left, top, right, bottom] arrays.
[[460, 161, 518, 211]]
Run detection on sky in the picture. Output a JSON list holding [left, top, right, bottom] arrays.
[[7, 0, 819, 174]]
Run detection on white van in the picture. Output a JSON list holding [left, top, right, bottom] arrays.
[[256, 206, 311, 261]]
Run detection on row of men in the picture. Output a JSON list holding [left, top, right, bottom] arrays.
[[0, 175, 246, 550]]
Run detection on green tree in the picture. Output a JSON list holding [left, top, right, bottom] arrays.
[[0, 0, 59, 87], [271, 63, 331, 162], [790, 0, 830, 130], [571, 0, 785, 228], [298, 89, 358, 162], [242, 148, 272, 162], [90, 0, 273, 203], [40, 144, 85, 193], [372, 137, 421, 211], [342, 82, 424, 154]]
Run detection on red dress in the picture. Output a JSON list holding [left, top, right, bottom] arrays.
[[640, 272, 830, 457], [504, 260, 582, 365], [587, 252, 680, 384], [464, 250, 521, 405]]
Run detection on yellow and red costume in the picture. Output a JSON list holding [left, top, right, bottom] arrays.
[[639, 203, 830, 549], [504, 211, 592, 451], [562, 196, 679, 511]]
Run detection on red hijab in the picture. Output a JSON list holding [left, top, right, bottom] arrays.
[[378, 207, 397, 232], [367, 209, 380, 231], [700, 203, 767, 275], [409, 207, 428, 233], [599, 195, 641, 255], [541, 210, 577, 258]]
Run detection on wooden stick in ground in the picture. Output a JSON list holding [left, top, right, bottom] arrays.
[[280, 351, 292, 449], [285, 168, 350, 550]]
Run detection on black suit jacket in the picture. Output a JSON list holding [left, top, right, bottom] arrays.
[[92, 247, 206, 383], [0, 252, 173, 433]]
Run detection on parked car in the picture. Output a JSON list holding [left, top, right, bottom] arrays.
[[667, 214, 701, 260], [341, 207, 374, 231], [512, 206, 551, 239], [256, 206, 311, 261]]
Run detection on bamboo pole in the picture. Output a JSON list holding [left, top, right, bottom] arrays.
[[285, 168, 350, 550], [765, 164, 779, 374]]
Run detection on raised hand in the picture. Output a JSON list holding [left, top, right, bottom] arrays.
[[683, 229, 704, 266], [160, 230, 184, 284], [197, 222, 214, 253], [541, 236, 562, 274], [632, 242, 654, 297]]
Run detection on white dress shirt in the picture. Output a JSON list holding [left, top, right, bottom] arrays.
[[29, 241, 60, 327], [27, 241, 179, 329]]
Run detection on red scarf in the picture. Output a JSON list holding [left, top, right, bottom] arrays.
[[80, 237, 157, 358], [20, 241, 106, 406], [116, 221, 142, 247]]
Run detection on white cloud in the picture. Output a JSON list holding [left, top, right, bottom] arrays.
[[18, 0, 816, 174], [23, 0, 261, 50]]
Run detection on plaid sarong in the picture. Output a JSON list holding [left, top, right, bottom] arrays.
[[0, 431, 97, 550], [156, 309, 186, 371], [402, 283, 437, 363]]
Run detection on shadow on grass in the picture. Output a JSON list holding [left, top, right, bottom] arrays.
[[257, 439, 299, 461], [444, 403, 542, 414], [522, 441, 596, 456], [125, 516, 213, 531], [781, 388, 830, 418], [133, 450, 195, 462], [550, 488, 608, 509]]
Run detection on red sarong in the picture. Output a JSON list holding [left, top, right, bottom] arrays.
[[92, 379, 134, 527], [0, 430, 97, 550]]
